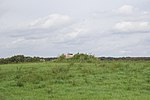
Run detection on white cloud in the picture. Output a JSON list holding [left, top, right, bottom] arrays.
[[65, 28, 84, 38], [29, 14, 71, 29], [143, 11, 149, 15], [114, 21, 150, 32], [117, 5, 134, 14], [4, 14, 92, 47]]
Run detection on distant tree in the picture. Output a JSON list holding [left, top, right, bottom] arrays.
[[9, 55, 25, 63], [0, 55, 41, 64]]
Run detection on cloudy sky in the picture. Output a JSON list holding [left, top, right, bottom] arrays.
[[0, 0, 150, 57]]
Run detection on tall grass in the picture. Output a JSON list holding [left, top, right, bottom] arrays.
[[0, 61, 150, 100]]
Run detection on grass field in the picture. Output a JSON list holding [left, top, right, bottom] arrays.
[[0, 61, 150, 100]]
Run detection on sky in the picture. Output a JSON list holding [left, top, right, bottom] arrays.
[[0, 0, 150, 57]]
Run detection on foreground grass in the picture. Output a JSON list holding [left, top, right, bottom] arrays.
[[0, 61, 150, 100]]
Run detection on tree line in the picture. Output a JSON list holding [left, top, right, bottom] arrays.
[[0, 55, 44, 64], [0, 54, 150, 64]]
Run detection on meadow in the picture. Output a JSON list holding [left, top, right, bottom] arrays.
[[0, 60, 150, 100]]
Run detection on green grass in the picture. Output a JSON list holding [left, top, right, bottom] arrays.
[[0, 61, 150, 100]]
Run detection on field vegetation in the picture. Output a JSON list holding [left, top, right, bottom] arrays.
[[0, 54, 150, 100]]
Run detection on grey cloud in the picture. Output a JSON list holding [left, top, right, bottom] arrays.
[[0, 0, 8, 18], [1, 0, 150, 57]]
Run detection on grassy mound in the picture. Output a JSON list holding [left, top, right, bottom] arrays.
[[55, 53, 99, 63]]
